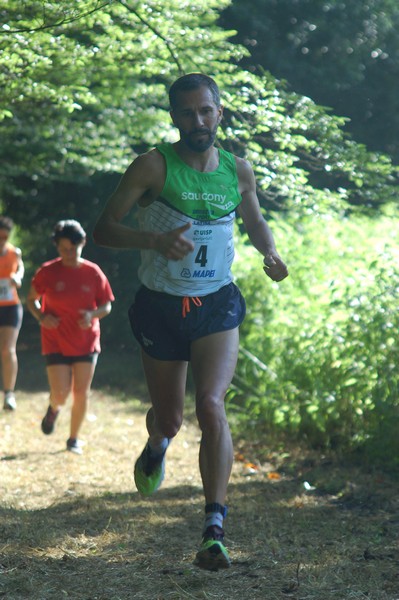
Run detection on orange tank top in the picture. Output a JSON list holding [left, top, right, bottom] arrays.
[[0, 243, 20, 306]]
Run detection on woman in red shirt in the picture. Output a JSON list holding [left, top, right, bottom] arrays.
[[0, 216, 24, 411], [27, 220, 114, 454]]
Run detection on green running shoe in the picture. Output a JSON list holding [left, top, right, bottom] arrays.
[[194, 527, 231, 571], [134, 442, 167, 496]]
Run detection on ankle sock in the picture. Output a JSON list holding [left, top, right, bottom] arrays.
[[203, 502, 227, 535], [148, 437, 169, 457], [142, 438, 169, 476]]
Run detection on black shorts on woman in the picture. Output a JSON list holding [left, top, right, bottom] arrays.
[[0, 304, 23, 329], [128, 282, 246, 362], [44, 353, 98, 366]]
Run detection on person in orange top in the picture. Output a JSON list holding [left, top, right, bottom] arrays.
[[0, 216, 24, 411], [26, 220, 114, 454]]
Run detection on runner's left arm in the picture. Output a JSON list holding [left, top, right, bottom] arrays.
[[236, 158, 288, 282]]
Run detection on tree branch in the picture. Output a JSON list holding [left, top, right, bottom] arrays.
[[115, 0, 184, 74], [1, 1, 113, 34]]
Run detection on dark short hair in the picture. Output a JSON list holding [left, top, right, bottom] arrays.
[[169, 73, 220, 110], [51, 220, 86, 245], [0, 216, 14, 231]]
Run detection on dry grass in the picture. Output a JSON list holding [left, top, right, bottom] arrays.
[[1, 374, 399, 599]]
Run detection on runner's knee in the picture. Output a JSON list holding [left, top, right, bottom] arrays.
[[196, 393, 228, 431], [50, 389, 70, 405], [1, 346, 16, 358], [158, 415, 183, 439]]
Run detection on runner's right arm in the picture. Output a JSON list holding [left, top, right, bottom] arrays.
[[93, 151, 193, 259]]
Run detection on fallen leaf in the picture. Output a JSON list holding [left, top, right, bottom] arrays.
[[235, 452, 246, 462], [245, 462, 259, 470]]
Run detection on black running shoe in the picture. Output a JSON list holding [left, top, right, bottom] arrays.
[[41, 405, 59, 435]]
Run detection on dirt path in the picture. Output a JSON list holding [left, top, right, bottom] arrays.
[[1, 390, 398, 599]]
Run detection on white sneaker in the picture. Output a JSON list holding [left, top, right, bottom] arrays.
[[3, 393, 16, 411], [66, 438, 85, 455]]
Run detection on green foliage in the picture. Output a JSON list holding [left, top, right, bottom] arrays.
[[221, 71, 398, 211], [1, 0, 397, 213], [230, 206, 399, 466], [0, 0, 240, 196]]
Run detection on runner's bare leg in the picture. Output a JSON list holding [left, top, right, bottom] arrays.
[[191, 328, 239, 505]]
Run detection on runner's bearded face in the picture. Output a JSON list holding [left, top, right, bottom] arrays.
[[180, 125, 218, 153], [171, 86, 222, 153]]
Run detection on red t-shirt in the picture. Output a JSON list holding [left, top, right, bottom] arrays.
[[32, 258, 114, 356]]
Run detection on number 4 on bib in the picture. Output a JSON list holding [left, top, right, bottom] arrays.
[[195, 245, 208, 268]]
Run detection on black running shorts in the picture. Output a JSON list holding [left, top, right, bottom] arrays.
[[45, 353, 98, 366], [0, 304, 23, 329], [128, 282, 246, 361]]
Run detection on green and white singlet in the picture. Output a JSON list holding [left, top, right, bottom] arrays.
[[137, 143, 242, 296]]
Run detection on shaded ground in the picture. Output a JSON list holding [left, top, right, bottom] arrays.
[[1, 350, 399, 599]]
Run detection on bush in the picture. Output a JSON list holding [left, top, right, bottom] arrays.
[[230, 206, 399, 466]]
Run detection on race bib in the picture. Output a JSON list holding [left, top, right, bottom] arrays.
[[167, 223, 233, 282], [0, 278, 13, 301]]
